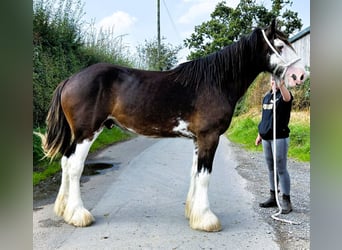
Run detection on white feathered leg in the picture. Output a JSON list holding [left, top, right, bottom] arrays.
[[185, 143, 198, 219], [59, 130, 102, 227], [189, 169, 221, 232], [54, 156, 69, 217]]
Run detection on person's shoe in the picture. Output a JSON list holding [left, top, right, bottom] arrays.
[[259, 190, 277, 208], [281, 194, 293, 214]]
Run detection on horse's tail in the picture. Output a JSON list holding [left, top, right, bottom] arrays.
[[34, 79, 73, 160]]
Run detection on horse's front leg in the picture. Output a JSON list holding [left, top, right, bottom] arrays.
[[188, 134, 221, 232], [185, 141, 198, 219]]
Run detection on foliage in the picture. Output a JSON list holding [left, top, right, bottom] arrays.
[[233, 73, 268, 116], [33, 161, 61, 186], [33, 128, 46, 164], [184, 0, 303, 60], [89, 127, 133, 154], [288, 122, 310, 161], [136, 37, 182, 70], [82, 24, 134, 67], [33, 0, 84, 126], [291, 74, 310, 111], [233, 72, 310, 117], [227, 116, 260, 150], [33, 0, 134, 127], [226, 111, 310, 162]]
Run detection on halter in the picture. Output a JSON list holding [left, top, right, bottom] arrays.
[[261, 29, 301, 79]]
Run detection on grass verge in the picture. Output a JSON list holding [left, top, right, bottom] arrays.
[[33, 127, 133, 185], [226, 109, 310, 162]]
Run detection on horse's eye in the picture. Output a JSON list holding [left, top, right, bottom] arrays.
[[277, 45, 284, 51]]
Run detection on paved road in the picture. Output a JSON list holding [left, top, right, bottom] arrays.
[[33, 136, 278, 249]]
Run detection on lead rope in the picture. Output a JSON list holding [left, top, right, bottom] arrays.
[[271, 89, 300, 225]]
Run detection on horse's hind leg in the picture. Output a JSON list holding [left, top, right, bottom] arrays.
[[54, 156, 70, 217], [188, 134, 221, 232], [60, 130, 102, 227]]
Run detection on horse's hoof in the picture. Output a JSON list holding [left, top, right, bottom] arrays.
[[63, 207, 94, 227], [189, 210, 222, 232]]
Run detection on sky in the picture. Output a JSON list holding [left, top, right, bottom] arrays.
[[82, 0, 310, 63]]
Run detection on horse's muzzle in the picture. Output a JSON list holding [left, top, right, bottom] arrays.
[[286, 67, 307, 87]]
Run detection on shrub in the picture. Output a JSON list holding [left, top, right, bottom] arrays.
[[33, 0, 135, 127]]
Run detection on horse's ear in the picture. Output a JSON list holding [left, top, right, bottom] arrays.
[[270, 19, 276, 33], [265, 19, 276, 38]]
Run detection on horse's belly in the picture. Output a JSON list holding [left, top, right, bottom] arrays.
[[114, 113, 194, 139]]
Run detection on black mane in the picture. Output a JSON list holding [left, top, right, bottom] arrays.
[[169, 28, 263, 91]]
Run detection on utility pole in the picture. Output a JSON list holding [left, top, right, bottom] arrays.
[[157, 0, 161, 70]]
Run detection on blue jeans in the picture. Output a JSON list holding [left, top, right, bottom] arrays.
[[262, 137, 290, 195]]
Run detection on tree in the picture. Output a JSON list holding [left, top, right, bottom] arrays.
[[136, 37, 182, 70], [184, 0, 303, 60]]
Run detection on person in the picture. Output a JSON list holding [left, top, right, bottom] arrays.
[[255, 75, 293, 214]]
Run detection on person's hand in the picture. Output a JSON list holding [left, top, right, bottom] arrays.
[[255, 134, 262, 146]]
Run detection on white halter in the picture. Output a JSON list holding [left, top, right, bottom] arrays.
[[261, 29, 301, 79]]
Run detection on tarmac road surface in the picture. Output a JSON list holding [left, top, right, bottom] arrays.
[[33, 136, 278, 249]]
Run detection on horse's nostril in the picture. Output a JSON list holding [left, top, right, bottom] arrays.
[[300, 74, 304, 81], [291, 74, 297, 80]]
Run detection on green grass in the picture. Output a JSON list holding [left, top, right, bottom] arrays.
[[288, 123, 310, 161], [33, 127, 133, 186], [226, 112, 310, 162], [89, 127, 133, 153], [227, 117, 260, 151], [33, 161, 61, 186]]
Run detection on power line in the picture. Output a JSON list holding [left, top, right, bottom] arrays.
[[161, 0, 182, 42]]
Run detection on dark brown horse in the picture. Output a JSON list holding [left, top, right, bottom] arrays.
[[38, 20, 306, 232]]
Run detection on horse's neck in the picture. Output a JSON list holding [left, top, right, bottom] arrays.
[[220, 45, 264, 103]]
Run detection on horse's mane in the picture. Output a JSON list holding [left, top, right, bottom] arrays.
[[169, 27, 262, 91]]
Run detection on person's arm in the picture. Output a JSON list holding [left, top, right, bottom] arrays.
[[279, 81, 292, 102]]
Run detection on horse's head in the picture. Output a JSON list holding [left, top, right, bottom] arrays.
[[263, 19, 307, 87]]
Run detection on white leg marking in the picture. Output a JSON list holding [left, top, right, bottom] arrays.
[[61, 129, 102, 227], [54, 156, 69, 216], [189, 169, 221, 232], [185, 146, 198, 219]]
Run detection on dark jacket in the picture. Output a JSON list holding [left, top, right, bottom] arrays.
[[258, 89, 293, 140]]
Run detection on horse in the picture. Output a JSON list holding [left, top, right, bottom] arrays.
[[37, 20, 306, 232]]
